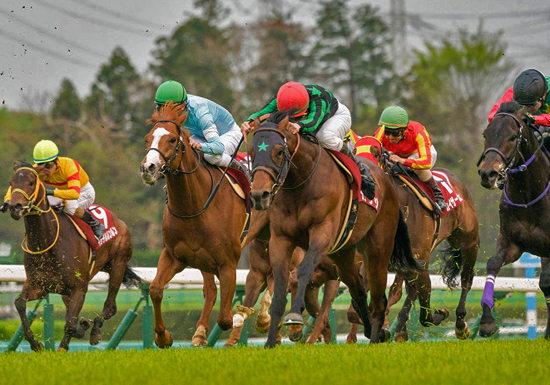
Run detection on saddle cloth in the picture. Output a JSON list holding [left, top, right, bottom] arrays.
[[68, 204, 119, 250]]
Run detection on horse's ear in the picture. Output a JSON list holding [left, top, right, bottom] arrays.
[[277, 114, 290, 133], [13, 162, 19, 172]]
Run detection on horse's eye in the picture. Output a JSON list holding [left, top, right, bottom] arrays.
[[29, 181, 35, 186], [169, 138, 177, 144], [509, 135, 517, 142]]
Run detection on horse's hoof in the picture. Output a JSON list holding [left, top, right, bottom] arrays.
[[255, 319, 270, 334], [433, 309, 450, 324], [155, 330, 174, 348], [380, 328, 391, 343], [346, 335, 357, 344], [283, 312, 303, 325], [56, 347, 67, 352], [191, 335, 208, 347], [289, 328, 303, 342], [32, 342, 45, 352], [394, 331, 409, 343], [455, 323, 470, 340], [479, 322, 498, 338], [223, 342, 235, 348], [90, 333, 102, 346]]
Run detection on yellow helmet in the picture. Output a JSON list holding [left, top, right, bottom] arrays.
[[33, 140, 59, 164]]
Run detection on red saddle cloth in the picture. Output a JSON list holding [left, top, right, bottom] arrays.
[[326, 149, 379, 211], [227, 153, 251, 205], [69, 204, 119, 250], [398, 170, 464, 216]]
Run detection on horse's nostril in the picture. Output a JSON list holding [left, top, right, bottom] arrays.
[[148, 164, 156, 173], [262, 191, 270, 200]]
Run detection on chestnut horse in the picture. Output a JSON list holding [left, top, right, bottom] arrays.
[[248, 111, 418, 347], [5, 163, 137, 351], [478, 101, 550, 338], [140, 102, 252, 347]]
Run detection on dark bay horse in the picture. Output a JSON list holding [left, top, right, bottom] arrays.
[[248, 111, 418, 347], [140, 102, 252, 347], [478, 101, 550, 338], [5, 163, 137, 351]]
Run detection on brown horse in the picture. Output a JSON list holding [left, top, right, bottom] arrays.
[[478, 101, 550, 338], [5, 163, 137, 351], [248, 110, 418, 347], [140, 102, 251, 347], [358, 139, 479, 341]]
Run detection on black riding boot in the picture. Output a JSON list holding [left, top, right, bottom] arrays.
[[82, 211, 105, 240], [229, 159, 250, 180], [426, 176, 447, 213], [340, 145, 376, 200]]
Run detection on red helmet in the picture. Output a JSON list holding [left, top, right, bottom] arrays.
[[277, 82, 309, 117]]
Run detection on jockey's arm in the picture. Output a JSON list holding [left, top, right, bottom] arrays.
[[199, 125, 225, 155], [488, 87, 514, 122], [402, 131, 433, 170], [534, 113, 550, 126]]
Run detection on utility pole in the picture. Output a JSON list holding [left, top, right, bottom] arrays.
[[390, 0, 408, 74]]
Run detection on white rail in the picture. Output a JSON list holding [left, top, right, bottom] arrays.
[[0, 264, 541, 292]]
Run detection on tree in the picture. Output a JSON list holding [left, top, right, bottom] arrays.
[[311, 0, 395, 128], [52, 79, 82, 122], [150, 0, 236, 108]]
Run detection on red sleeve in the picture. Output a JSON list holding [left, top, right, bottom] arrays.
[[534, 114, 550, 126], [488, 87, 514, 122]]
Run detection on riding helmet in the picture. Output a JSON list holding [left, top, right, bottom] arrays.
[[378, 106, 409, 129], [277, 82, 309, 117], [513, 69, 548, 106], [33, 140, 59, 164], [155, 80, 188, 105]]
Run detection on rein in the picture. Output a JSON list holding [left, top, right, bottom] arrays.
[[11, 167, 60, 254], [481, 113, 550, 207]]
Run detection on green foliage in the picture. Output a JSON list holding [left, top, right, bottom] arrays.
[[51, 79, 82, 121]]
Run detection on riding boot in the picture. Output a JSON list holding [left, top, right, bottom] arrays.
[[229, 159, 250, 180], [425, 176, 447, 213], [81, 211, 105, 240], [340, 145, 376, 200]]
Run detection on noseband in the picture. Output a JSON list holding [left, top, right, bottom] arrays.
[[145, 119, 200, 175]]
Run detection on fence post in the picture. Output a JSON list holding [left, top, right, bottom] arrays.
[[515, 253, 540, 339], [105, 292, 144, 351], [43, 294, 55, 351], [4, 299, 42, 352]]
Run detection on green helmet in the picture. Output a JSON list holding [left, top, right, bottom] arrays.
[[33, 140, 59, 164], [378, 106, 409, 130], [155, 80, 187, 105]]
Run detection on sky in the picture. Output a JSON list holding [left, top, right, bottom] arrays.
[[0, 0, 549, 111]]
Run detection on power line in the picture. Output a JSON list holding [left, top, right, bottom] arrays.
[[418, 8, 550, 20], [0, 9, 107, 59], [0, 27, 97, 69], [33, 0, 149, 36]]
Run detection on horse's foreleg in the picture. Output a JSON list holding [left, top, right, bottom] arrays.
[[386, 274, 404, 320], [454, 240, 477, 340], [189, 271, 217, 347], [480, 237, 520, 338], [150, 249, 185, 348], [414, 268, 448, 327], [58, 288, 87, 351], [265, 238, 292, 348], [307, 280, 339, 344], [393, 281, 417, 343], [538, 258, 550, 339], [14, 282, 46, 352], [217, 263, 237, 331]]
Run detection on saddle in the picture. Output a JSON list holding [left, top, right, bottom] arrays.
[[67, 204, 120, 250]]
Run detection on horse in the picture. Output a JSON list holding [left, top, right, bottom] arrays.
[[5, 163, 138, 351], [477, 101, 550, 339], [351, 137, 479, 341], [248, 110, 419, 347], [140, 102, 253, 347]]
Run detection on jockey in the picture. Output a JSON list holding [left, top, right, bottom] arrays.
[[241, 81, 376, 200], [488, 69, 550, 127], [154, 80, 249, 177], [374, 106, 447, 213], [2, 140, 105, 239]]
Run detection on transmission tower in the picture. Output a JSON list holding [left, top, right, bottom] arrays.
[[390, 0, 409, 73]]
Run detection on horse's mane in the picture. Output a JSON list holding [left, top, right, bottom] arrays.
[[496, 101, 522, 114], [267, 108, 300, 125], [147, 101, 187, 126], [19, 161, 33, 168]]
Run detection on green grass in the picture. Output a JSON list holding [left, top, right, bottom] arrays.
[[0, 340, 548, 385]]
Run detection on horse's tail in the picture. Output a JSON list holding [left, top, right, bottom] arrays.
[[439, 242, 462, 289], [123, 265, 143, 288], [389, 210, 421, 274]]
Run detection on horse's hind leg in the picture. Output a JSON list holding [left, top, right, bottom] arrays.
[[90, 258, 129, 345], [58, 288, 87, 351], [393, 281, 418, 343], [14, 282, 47, 352], [191, 272, 217, 347], [414, 258, 449, 328], [150, 249, 185, 348], [306, 280, 339, 344]]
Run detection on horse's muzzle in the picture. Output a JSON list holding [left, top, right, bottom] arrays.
[[9, 204, 24, 220], [478, 168, 500, 190], [140, 162, 160, 185], [250, 190, 272, 211]]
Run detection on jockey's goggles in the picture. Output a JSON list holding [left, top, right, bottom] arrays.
[[385, 129, 405, 137], [34, 161, 56, 169]]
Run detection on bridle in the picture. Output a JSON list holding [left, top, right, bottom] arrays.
[[145, 119, 201, 175], [479, 112, 550, 207], [10, 167, 60, 254], [251, 127, 322, 201]]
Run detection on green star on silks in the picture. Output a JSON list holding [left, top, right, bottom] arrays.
[[258, 141, 269, 151]]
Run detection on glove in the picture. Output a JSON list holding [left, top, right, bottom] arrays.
[[523, 112, 536, 126], [0, 201, 8, 213], [46, 189, 54, 196]]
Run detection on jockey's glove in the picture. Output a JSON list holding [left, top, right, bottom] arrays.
[[46, 189, 54, 196], [523, 112, 536, 126], [0, 201, 8, 212]]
